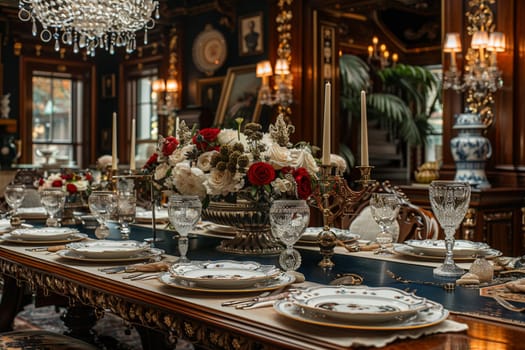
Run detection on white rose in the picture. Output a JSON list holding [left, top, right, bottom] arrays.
[[154, 163, 171, 180], [330, 154, 347, 174], [74, 180, 88, 192], [204, 169, 244, 196], [290, 148, 319, 176], [168, 144, 194, 165], [196, 150, 218, 172], [217, 129, 248, 147], [271, 178, 293, 194], [264, 143, 291, 170], [171, 163, 207, 199]]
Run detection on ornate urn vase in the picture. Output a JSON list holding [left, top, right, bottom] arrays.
[[450, 112, 492, 188], [202, 200, 283, 255]]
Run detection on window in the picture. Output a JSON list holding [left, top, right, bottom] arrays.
[[32, 72, 83, 166]]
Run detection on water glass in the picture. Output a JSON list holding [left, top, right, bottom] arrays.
[[118, 191, 137, 240], [40, 188, 66, 227], [270, 200, 310, 272], [429, 181, 471, 278], [88, 191, 118, 239], [369, 193, 401, 254], [4, 184, 26, 227], [167, 195, 202, 262]]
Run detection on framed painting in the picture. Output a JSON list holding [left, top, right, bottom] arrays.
[[196, 76, 225, 114], [239, 12, 264, 56], [215, 64, 262, 127]]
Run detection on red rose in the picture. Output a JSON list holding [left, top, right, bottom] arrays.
[[144, 153, 158, 168], [192, 128, 221, 151], [247, 162, 276, 186], [280, 166, 294, 175], [38, 178, 45, 186], [84, 172, 93, 181], [66, 183, 77, 194], [162, 136, 179, 156], [293, 167, 312, 200], [51, 180, 63, 187], [61, 173, 73, 181]]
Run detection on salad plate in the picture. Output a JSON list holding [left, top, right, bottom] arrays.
[[159, 271, 294, 293], [405, 239, 491, 257], [10, 227, 79, 241], [274, 299, 448, 331], [1, 232, 87, 244], [169, 260, 280, 289], [393, 244, 502, 261], [288, 286, 428, 323], [66, 240, 150, 259], [56, 247, 163, 262]]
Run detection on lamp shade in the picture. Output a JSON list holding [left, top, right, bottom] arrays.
[[256, 60, 273, 77], [471, 31, 489, 49], [152, 79, 166, 92], [166, 79, 179, 92], [488, 32, 506, 52], [274, 58, 290, 75], [444, 32, 462, 52]]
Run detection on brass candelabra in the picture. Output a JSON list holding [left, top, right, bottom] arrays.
[[310, 164, 375, 268]]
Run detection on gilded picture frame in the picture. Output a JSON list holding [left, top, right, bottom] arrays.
[[239, 12, 264, 56]]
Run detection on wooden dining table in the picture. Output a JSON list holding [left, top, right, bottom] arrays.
[[1, 224, 525, 350]]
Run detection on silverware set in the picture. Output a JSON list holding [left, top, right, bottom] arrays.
[[221, 288, 290, 310]]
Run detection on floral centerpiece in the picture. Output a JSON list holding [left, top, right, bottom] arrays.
[[142, 114, 319, 254]]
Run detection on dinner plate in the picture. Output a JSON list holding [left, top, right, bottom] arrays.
[[405, 239, 491, 257], [288, 286, 428, 323], [17, 207, 48, 219], [393, 244, 502, 261], [200, 222, 236, 237], [169, 260, 280, 289], [298, 227, 360, 245], [159, 271, 295, 293], [135, 209, 169, 223], [10, 227, 79, 241], [0, 232, 88, 244], [274, 299, 448, 331], [56, 247, 163, 262], [66, 240, 150, 259]]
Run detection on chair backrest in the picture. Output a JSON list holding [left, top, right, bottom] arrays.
[[338, 181, 438, 242]]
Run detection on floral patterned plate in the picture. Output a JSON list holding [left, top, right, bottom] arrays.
[[57, 247, 163, 262], [405, 239, 491, 257], [1, 232, 87, 244], [66, 240, 150, 259], [288, 286, 428, 323], [393, 243, 502, 261], [169, 260, 280, 289], [10, 227, 79, 241]]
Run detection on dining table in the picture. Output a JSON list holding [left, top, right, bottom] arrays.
[[1, 222, 525, 350]]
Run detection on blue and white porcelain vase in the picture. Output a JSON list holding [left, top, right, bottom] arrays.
[[450, 112, 491, 188]]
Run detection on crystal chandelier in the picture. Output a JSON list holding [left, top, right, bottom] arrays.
[[442, 0, 504, 126], [18, 0, 159, 56]]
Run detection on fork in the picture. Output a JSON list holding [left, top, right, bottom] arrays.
[[493, 296, 525, 312]]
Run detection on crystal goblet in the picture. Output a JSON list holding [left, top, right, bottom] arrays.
[[88, 191, 117, 239], [270, 200, 310, 272], [429, 181, 471, 278], [167, 195, 202, 263], [4, 184, 26, 227], [369, 193, 401, 255], [40, 188, 66, 227], [117, 191, 136, 240]]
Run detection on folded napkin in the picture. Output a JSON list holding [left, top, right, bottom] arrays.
[[505, 278, 525, 293]]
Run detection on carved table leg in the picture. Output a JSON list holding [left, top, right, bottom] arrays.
[[0, 274, 30, 332], [135, 325, 171, 350], [60, 305, 99, 345]]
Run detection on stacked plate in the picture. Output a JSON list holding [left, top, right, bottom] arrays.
[[160, 260, 294, 292], [274, 286, 448, 330], [135, 208, 169, 223], [2, 227, 86, 244], [297, 227, 360, 246], [57, 240, 161, 262], [394, 239, 502, 261]]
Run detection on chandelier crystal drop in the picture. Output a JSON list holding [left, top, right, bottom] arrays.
[[18, 0, 160, 56]]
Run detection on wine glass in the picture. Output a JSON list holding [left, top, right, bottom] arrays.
[[369, 193, 401, 255], [270, 200, 310, 272], [429, 181, 471, 278], [167, 195, 202, 263], [88, 191, 117, 239], [4, 184, 26, 227], [39, 188, 66, 227], [117, 191, 136, 240]]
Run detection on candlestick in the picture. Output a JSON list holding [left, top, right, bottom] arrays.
[[175, 116, 180, 137], [130, 118, 136, 171], [360, 90, 369, 167], [322, 82, 331, 166], [112, 112, 118, 170]]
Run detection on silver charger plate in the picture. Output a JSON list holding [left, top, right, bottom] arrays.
[[1, 232, 88, 244], [159, 271, 295, 293], [56, 247, 163, 262], [274, 299, 448, 331]]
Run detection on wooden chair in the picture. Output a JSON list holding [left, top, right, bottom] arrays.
[[338, 181, 439, 242], [0, 330, 98, 350]]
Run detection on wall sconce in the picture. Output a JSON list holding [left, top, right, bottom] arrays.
[[442, 0, 504, 127], [256, 58, 293, 107], [152, 77, 179, 115], [367, 36, 398, 69]]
